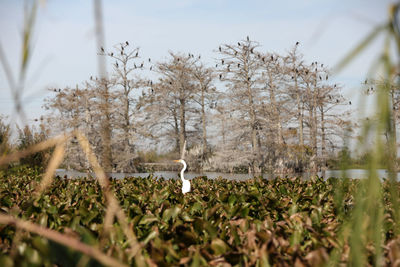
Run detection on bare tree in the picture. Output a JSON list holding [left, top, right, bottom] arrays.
[[217, 37, 264, 173]]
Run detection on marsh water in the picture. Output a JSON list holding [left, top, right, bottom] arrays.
[[55, 169, 400, 180]]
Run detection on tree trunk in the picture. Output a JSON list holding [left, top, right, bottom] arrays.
[[179, 97, 186, 155], [320, 106, 326, 168], [200, 84, 207, 161], [100, 80, 113, 172]]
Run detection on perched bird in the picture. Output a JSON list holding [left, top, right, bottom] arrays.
[[136, 52, 139, 57], [296, 41, 299, 45], [219, 46, 222, 52], [247, 36, 250, 41], [174, 159, 190, 194], [111, 52, 113, 56], [349, 101, 352, 105], [150, 66, 153, 71], [101, 47, 104, 52], [126, 41, 129, 45], [221, 59, 224, 65], [238, 42, 241, 46]]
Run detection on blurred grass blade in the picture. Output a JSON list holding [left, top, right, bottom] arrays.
[[333, 23, 388, 74], [21, 0, 38, 78]]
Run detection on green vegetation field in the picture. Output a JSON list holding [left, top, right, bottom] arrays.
[[1, 167, 400, 266]]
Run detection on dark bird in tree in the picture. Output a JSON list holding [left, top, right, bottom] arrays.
[[221, 59, 224, 65], [121, 51, 123, 55], [134, 63, 137, 68], [250, 48, 254, 53], [326, 75, 328, 80], [53, 89, 56, 92], [150, 66, 152, 71], [319, 76, 322, 80], [110, 52, 113, 56], [336, 99, 339, 103], [219, 46, 221, 52], [271, 55, 273, 60], [198, 55, 201, 59], [90, 76, 93, 80], [238, 42, 241, 46], [116, 62, 119, 67], [215, 64, 218, 67], [349, 101, 352, 105], [219, 74, 222, 79], [238, 63, 240, 68], [58, 89, 61, 92], [148, 58, 151, 62], [136, 52, 139, 57], [140, 63, 144, 68], [101, 47, 104, 52], [305, 70, 309, 75], [235, 51, 238, 56], [296, 41, 299, 45], [247, 36, 249, 41], [126, 41, 129, 45], [247, 77, 250, 81]]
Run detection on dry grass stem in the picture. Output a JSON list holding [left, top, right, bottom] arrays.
[[0, 133, 71, 166], [75, 131, 141, 256], [0, 214, 128, 267], [35, 142, 66, 195]]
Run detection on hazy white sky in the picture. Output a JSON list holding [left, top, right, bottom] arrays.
[[0, 0, 395, 125]]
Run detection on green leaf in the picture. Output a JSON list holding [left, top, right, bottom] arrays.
[[139, 214, 159, 225], [211, 238, 229, 255]]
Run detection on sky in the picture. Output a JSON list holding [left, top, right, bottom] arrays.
[[0, 0, 395, 127]]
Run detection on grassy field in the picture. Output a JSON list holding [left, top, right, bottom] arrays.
[[0, 166, 399, 266]]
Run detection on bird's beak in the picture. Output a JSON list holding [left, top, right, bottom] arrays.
[[173, 160, 179, 163]]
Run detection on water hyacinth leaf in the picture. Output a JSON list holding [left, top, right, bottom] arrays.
[[142, 230, 158, 245], [162, 206, 181, 222], [139, 214, 159, 225], [32, 236, 49, 256], [211, 238, 229, 256], [0, 255, 14, 267]]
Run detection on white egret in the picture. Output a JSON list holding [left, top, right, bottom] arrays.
[[174, 159, 191, 194]]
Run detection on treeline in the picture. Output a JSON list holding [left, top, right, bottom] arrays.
[[43, 38, 351, 173]]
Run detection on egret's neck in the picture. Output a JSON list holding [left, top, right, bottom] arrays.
[[180, 162, 187, 181]]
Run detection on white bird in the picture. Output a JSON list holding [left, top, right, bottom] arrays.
[[174, 159, 191, 194]]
